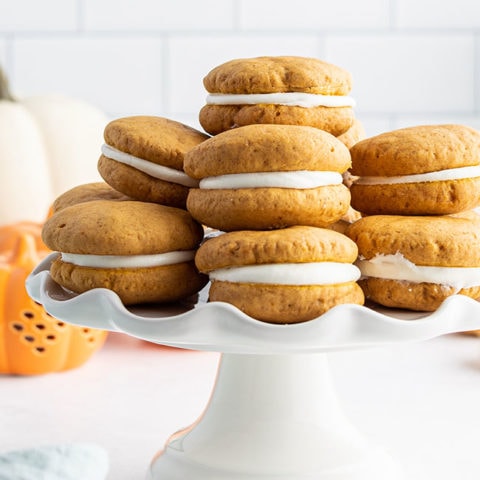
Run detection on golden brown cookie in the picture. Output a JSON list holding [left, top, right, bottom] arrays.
[[42, 200, 207, 305], [203, 57, 352, 95], [98, 116, 209, 208], [52, 182, 131, 213], [199, 56, 355, 136], [338, 119, 365, 207], [337, 118, 366, 149], [346, 215, 480, 311], [350, 124, 480, 215], [184, 124, 352, 231], [200, 104, 355, 137], [327, 206, 362, 234], [196, 226, 364, 323], [463, 329, 480, 337]]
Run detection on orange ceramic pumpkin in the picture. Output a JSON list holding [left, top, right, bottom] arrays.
[[0, 222, 107, 375]]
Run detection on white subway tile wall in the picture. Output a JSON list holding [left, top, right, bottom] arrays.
[[238, 0, 391, 30], [0, 0, 78, 32], [325, 34, 475, 113], [1, 0, 479, 137], [395, 0, 480, 29], [83, 0, 235, 31], [12, 36, 164, 115]]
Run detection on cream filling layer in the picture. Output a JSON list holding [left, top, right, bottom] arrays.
[[209, 262, 361, 285], [354, 165, 480, 186], [101, 144, 198, 188], [206, 92, 356, 108], [199, 171, 343, 189], [356, 253, 480, 289], [61, 250, 195, 269]]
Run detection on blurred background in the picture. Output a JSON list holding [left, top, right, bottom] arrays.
[[1, 0, 479, 138]]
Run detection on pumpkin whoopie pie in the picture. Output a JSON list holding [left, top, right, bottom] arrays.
[[98, 116, 209, 208], [199, 56, 355, 136], [42, 200, 207, 305], [195, 226, 364, 324], [184, 124, 352, 231], [346, 215, 480, 311], [349, 124, 480, 215], [52, 182, 131, 213]]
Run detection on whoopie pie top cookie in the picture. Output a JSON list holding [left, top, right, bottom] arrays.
[[42, 200, 207, 305], [199, 56, 355, 136], [196, 226, 364, 323], [52, 182, 131, 213], [349, 124, 480, 215], [98, 116, 209, 208], [346, 214, 480, 311], [184, 124, 352, 231]]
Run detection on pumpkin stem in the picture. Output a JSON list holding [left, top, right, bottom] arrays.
[[0, 66, 15, 101]]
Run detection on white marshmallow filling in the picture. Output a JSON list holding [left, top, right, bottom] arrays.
[[60, 250, 196, 269], [209, 262, 361, 285], [356, 253, 480, 290], [198, 171, 344, 190], [353, 165, 480, 186], [206, 92, 356, 108], [101, 144, 198, 188]]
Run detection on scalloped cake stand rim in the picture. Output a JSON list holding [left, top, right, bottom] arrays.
[[26, 253, 480, 355]]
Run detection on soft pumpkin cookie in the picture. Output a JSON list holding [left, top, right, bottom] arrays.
[[350, 124, 480, 215], [42, 200, 207, 305], [98, 116, 209, 208], [337, 118, 366, 149], [199, 56, 355, 136], [195, 226, 364, 324], [52, 182, 131, 213], [346, 215, 480, 311], [184, 124, 352, 231]]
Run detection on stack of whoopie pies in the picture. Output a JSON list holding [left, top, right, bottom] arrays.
[[187, 56, 368, 323], [42, 116, 211, 306], [198, 55, 367, 228], [345, 124, 480, 311], [199, 56, 365, 144], [42, 54, 480, 321], [41, 55, 367, 322]]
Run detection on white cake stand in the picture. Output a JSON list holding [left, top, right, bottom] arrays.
[[27, 254, 480, 480]]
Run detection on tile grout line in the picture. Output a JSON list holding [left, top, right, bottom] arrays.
[[76, 0, 85, 33]]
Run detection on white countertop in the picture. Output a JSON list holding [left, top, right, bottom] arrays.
[[2, 331, 480, 479]]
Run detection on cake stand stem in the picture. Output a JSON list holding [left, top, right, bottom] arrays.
[[148, 353, 402, 480]]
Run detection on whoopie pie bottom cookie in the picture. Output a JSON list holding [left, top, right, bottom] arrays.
[[346, 215, 480, 311], [195, 226, 364, 323]]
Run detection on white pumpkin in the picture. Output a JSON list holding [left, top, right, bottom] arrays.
[[0, 67, 108, 224]]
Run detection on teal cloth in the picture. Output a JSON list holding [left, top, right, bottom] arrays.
[[0, 444, 109, 480]]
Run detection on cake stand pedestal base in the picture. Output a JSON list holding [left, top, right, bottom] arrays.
[[147, 353, 402, 480]]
